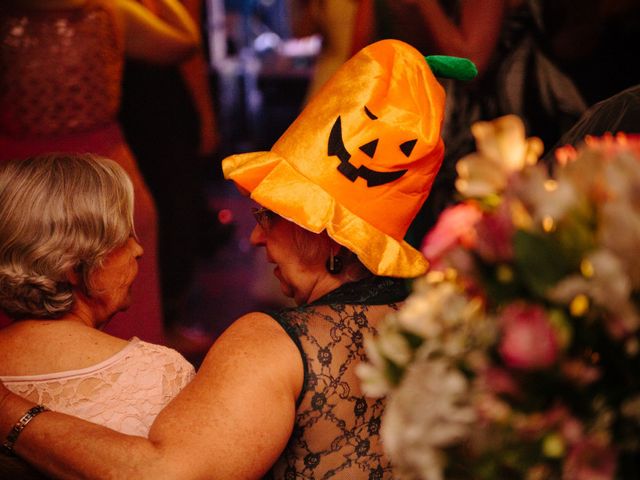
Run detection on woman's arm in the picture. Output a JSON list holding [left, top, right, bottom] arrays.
[[0, 313, 303, 479], [399, 0, 506, 74], [116, 0, 200, 64], [178, 0, 219, 156]]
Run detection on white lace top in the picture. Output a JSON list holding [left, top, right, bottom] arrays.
[[1, 338, 195, 437]]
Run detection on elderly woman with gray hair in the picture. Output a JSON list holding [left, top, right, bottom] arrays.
[[0, 154, 194, 441]]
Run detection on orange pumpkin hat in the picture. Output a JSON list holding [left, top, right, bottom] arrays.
[[223, 39, 475, 278]]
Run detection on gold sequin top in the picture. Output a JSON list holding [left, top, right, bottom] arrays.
[[0, 1, 124, 138]]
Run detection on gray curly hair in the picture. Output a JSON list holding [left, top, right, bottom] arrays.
[[0, 153, 135, 319]]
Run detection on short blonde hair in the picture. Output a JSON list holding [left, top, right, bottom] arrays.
[[0, 153, 135, 319]]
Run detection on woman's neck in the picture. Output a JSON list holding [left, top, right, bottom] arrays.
[[304, 269, 370, 305], [17, 307, 97, 328], [60, 298, 100, 328]]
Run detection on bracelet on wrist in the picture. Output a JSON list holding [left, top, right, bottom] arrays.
[[2, 405, 50, 455]]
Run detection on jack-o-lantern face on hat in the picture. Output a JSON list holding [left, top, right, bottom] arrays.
[[222, 39, 450, 277], [328, 107, 412, 187], [294, 41, 446, 241]]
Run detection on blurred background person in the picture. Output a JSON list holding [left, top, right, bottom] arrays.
[[0, 0, 200, 343], [288, 0, 359, 103]]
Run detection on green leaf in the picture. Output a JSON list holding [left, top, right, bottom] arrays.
[[473, 263, 520, 306], [513, 230, 572, 298], [425, 55, 478, 81], [553, 210, 596, 266]]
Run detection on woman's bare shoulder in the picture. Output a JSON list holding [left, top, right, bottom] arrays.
[[205, 311, 298, 358], [218, 311, 301, 351], [0, 320, 129, 376], [197, 311, 303, 388]]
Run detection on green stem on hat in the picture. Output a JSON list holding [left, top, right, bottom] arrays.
[[425, 55, 478, 81]]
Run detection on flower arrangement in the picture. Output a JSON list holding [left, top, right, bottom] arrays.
[[358, 116, 640, 480]]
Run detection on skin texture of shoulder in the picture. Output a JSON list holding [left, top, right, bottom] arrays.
[[0, 321, 130, 377], [0, 312, 304, 479]]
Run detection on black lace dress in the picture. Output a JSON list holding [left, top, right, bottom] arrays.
[[267, 276, 408, 479]]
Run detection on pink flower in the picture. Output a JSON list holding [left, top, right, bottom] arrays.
[[563, 437, 617, 480], [560, 417, 584, 445], [421, 203, 481, 262], [584, 132, 640, 159], [498, 303, 559, 370], [481, 367, 521, 398], [556, 132, 640, 168], [473, 201, 515, 263], [555, 144, 578, 166]]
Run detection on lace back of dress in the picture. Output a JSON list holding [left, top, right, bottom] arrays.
[[273, 302, 396, 479], [3, 341, 195, 437]]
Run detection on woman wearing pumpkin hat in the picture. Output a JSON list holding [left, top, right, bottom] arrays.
[[0, 39, 475, 479]]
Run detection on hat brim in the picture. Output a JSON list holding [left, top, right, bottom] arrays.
[[223, 150, 429, 278]]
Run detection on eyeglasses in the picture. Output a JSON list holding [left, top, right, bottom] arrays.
[[252, 207, 277, 230]]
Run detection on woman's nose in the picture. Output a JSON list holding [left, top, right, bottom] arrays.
[[249, 224, 266, 246]]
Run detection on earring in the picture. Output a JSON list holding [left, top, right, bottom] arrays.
[[325, 250, 343, 275]]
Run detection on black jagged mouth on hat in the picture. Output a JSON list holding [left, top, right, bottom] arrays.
[[328, 115, 409, 187]]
